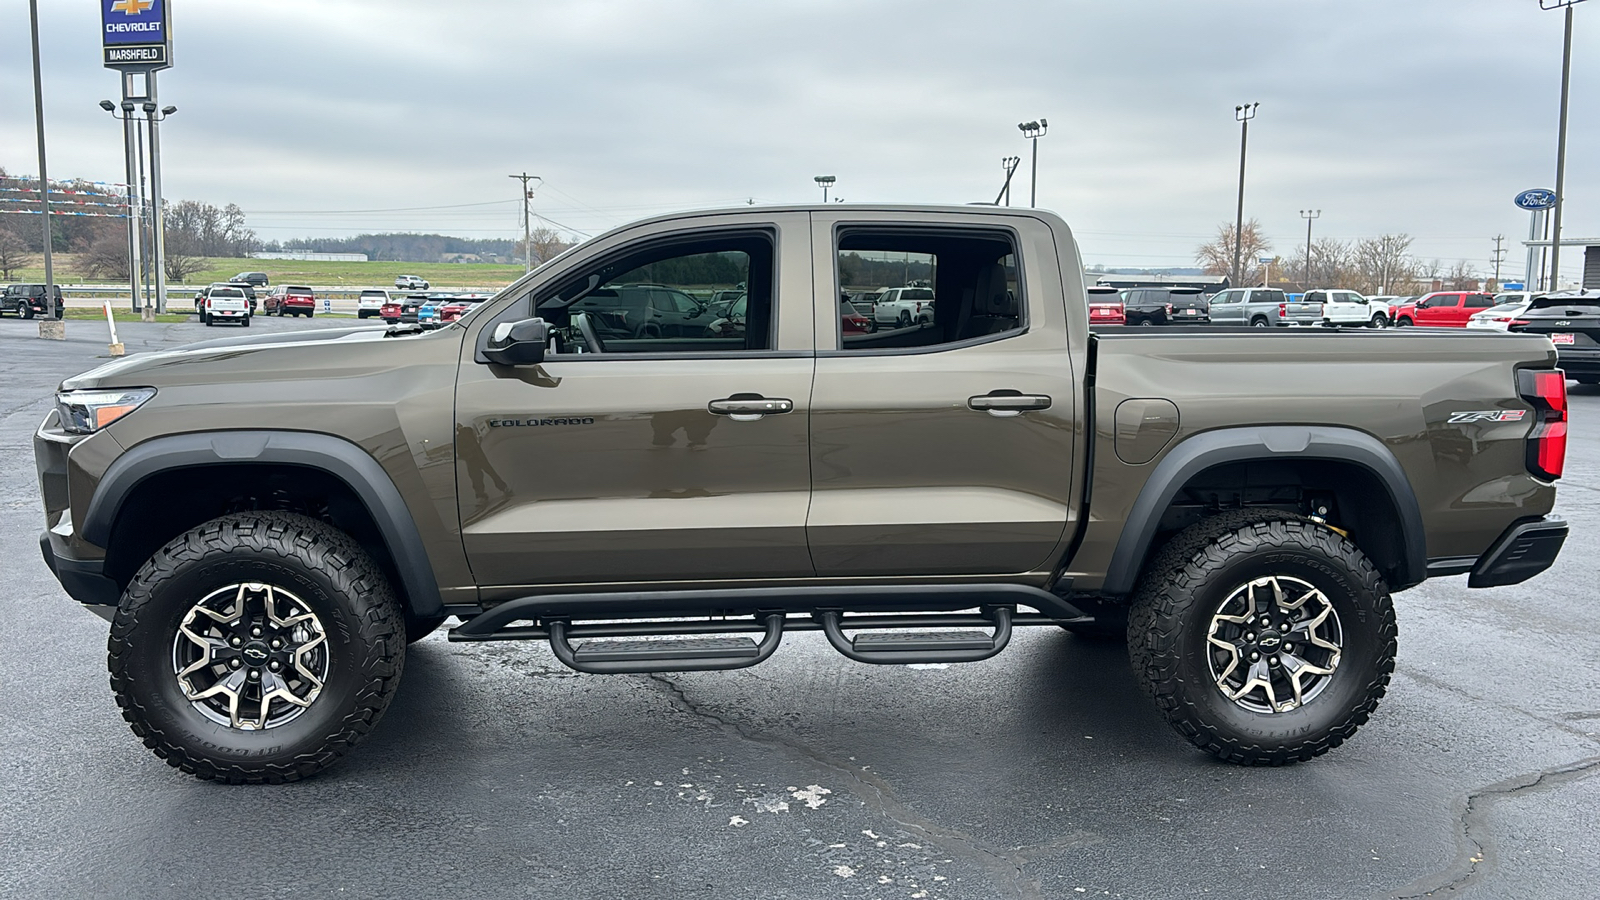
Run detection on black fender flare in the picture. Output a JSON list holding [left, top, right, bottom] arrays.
[[82, 430, 444, 619], [1100, 425, 1427, 596]]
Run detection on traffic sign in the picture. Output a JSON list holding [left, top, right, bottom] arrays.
[[102, 0, 171, 72], [1515, 189, 1556, 211]]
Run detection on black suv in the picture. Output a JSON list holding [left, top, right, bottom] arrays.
[[1122, 286, 1210, 326], [1, 283, 65, 319], [231, 272, 270, 287]]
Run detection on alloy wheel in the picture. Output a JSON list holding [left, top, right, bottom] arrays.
[[1205, 575, 1343, 714], [171, 582, 330, 731]]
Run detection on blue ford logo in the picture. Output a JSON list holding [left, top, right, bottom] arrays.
[[1515, 189, 1556, 211]]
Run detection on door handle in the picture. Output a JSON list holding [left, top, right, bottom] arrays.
[[968, 391, 1052, 418], [709, 394, 794, 421]]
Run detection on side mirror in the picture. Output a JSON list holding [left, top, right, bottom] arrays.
[[482, 317, 549, 366]]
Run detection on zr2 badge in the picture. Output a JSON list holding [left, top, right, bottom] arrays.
[[1448, 410, 1528, 424]]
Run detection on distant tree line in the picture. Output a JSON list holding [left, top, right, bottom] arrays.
[[1196, 221, 1482, 294], [267, 233, 520, 264], [838, 252, 935, 289]]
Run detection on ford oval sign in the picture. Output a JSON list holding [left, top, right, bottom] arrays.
[[1515, 189, 1556, 211]]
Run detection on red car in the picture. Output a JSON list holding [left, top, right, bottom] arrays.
[[264, 285, 316, 318], [840, 296, 872, 334], [380, 299, 403, 324], [1087, 286, 1125, 326], [438, 296, 489, 325], [1390, 291, 1496, 327]]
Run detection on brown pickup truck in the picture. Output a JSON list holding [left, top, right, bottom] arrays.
[[35, 205, 1567, 782]]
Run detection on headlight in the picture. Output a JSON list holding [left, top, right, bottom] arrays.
[[56, 388, 156, 435]]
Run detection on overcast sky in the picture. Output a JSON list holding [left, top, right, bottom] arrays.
[[2, 0, 1597, 282]]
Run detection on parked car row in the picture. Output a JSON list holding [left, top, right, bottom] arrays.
[[1087, 286, 1547, 332]]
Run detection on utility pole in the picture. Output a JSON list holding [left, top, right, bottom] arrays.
[[1542, 0, 1588, 291], [1017, 120, 1047, 207], [509, 173, 540, 273], [1300, 209, 1321, 288], [28, 0, 54, 303], [1492, 234, 1506, 287], [1232, 103, 1259, 288]]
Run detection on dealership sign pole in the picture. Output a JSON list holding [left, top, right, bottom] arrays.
[[1516, 189, 1556, 292], [102, 0, 172, 314]]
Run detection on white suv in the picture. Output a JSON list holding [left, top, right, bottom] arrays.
[[357, 289, 389, 319], [394, 275, 429, 290]]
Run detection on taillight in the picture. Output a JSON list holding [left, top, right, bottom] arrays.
[[1518, 369, 1567, 480], [1279, 303, 1287, 316], [1165, 303, 1173, 314]]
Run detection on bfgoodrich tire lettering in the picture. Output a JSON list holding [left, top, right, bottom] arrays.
[[1127, 514, 1396, 765], [108, 511, 405, 783]]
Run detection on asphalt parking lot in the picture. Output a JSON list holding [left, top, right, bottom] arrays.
[[1, 314, 1597, 900]]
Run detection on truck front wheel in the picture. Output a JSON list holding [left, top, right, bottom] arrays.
[[1127, 514, 1395, 765], [108, 512, 405, 783]]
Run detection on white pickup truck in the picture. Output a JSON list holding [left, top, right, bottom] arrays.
[[201, 286, 251, 327], [872, 286, 937, 329], [1283, 289, 1390, 328]]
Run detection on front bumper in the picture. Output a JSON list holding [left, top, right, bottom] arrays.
[[39, 529, 120, 612], [1467, 516, 1568, 588]]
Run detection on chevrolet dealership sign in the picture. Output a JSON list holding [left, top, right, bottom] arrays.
[[102, 0, 172, 70]]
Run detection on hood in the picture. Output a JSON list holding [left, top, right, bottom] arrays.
[[61, 324, 451, 391]]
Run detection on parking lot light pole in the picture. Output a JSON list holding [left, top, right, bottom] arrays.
[[1017, 120, 1047, 207], [144, 96, 175, 314], [1300, 209, 1320, 287], [100, 99, 144, 312], [996, 156, 1021, 206], [814, 175, 836, 203], [1232, 102, 1259, 288], [27, 0, 54, 301], [1541, 0, 1588, 291]]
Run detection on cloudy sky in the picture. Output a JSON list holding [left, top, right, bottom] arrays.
[[2, 0, 1596, 283]]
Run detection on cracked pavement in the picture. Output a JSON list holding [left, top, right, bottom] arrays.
[[1, 316, 1597, 899]]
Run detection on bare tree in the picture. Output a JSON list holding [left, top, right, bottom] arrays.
[[1195, 220, 1271, 286], [80, 229, 131, 281], [1443, 260, 1480, 291], [1287, 237, 1355, 289], [0, 227, 32, 280], [514, 226, 572, 266], [1351, 234, 1416, 295]]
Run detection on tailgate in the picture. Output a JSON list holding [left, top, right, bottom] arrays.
[[1285, 301, 1323, 321]]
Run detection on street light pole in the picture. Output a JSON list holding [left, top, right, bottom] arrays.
[[28, 0, 54, 301], [1232, 102, 1259, 288], [1017, 120, 1047, 207], [814, 175, 836, 203], [1300, 209, 1320, 288], [1541, 0, 1587, 291]]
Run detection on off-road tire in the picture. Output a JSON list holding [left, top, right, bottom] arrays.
[[1127, 512, 1396, 766], [108, 511, 405, 784]]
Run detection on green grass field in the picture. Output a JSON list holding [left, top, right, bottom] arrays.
[[6, 255, 528, 290], [61, 308, 189, 323]]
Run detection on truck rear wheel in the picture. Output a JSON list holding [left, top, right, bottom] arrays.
[[1127, 513, 1395, 765], [108, 512, 405, 783]]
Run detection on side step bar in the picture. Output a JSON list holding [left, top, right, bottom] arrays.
[[547, 615, 785, 674], [818, 607, 1011, 664]]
